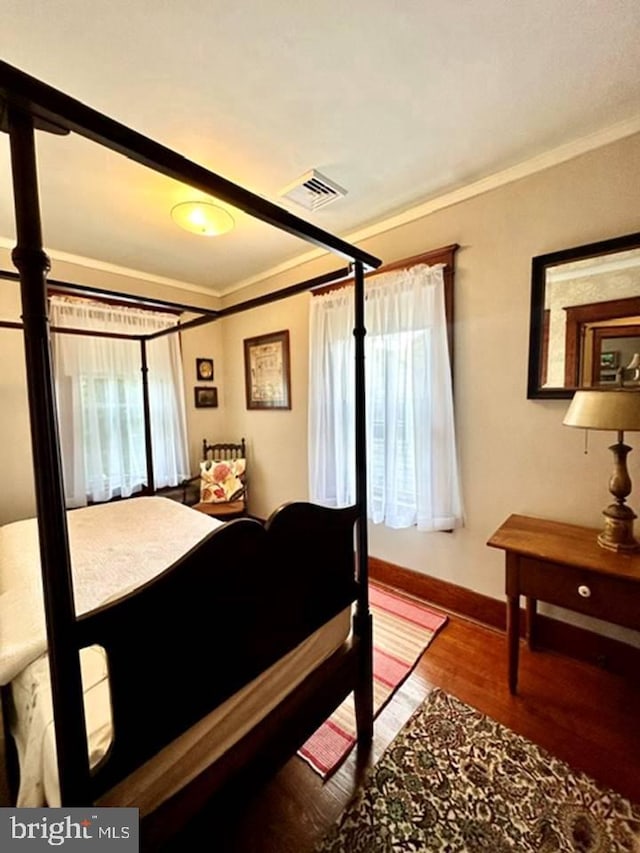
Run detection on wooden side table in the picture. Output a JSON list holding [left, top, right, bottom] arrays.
[[487, 514, 640, 694]]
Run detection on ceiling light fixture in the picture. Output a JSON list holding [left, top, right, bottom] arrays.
[[170, 201, 234, 236]]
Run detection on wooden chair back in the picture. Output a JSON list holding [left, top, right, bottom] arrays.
[[202, 438, 246, 462]]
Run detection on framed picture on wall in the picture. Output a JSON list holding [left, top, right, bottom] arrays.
[[196, 357, 214, 381], [194, 386, 218, 408], [243, 330, 291, 410]]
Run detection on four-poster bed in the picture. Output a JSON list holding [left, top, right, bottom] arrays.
[[0, 59, 381, 844]]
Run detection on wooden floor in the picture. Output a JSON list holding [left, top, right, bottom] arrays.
[[167, 602, 640, 852]]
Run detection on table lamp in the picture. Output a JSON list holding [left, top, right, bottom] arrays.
[[563, 387, 640, 551]]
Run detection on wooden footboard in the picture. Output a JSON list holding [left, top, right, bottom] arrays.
[[76, 501, 361, 803], [140, 637, 363, 849]]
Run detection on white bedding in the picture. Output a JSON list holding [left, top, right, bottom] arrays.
[[0, 496, 352, 811], [0, 497, 222, 684]]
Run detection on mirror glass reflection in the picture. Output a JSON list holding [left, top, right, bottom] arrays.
[[528, 234, 640, 399]]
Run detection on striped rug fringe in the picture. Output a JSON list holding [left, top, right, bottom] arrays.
[[298, 582, 447, 777]]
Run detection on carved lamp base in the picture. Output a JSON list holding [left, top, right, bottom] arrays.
[[597, 439, 640, 552], [597, 506, 640, 552]]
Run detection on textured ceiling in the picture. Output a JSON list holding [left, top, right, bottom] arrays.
[[1, 0, 639, 294]]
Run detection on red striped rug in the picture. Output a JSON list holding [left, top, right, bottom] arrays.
[[298, 583, 447, 777]]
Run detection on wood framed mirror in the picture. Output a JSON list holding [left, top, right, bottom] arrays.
[[527, 232, 640, 399]]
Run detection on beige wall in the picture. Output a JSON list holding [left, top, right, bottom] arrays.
[[1, 133, 639, 644], [220, 132, 640, 644], [0, 274, 34, 523], [219, 293, 311, 510]]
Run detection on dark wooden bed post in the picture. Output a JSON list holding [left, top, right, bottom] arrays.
[[140, 337, 155, 493], [6, 105, 91, 803], [352, 259, 373, 744]]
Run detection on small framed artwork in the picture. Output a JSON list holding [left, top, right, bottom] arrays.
[[194, 386, 218, 408], [196, 358, 214, 381], [243, 330, 291, 410], [600, 351, 619, 369]]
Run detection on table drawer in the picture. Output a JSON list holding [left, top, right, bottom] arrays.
[[519, 557, 640, 630]]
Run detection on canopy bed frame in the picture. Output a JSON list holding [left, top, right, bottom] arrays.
[[0, 59, 381, 843]]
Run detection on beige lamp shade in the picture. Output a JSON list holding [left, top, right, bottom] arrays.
[[563, 389, 640, 432]]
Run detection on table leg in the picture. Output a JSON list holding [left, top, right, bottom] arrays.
[[506, 594, 520, 694], [526, 596, 537, 650]]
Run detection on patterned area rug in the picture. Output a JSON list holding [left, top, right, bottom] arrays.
[[299, 583, 448, 778], [316, 689, 640, 852]]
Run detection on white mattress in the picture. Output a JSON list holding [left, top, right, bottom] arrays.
[[0, 497, 223, 684], [0, 496, 351, 812]]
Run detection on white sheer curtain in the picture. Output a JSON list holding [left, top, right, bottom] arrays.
[[309, 263, 463, 531], [50, 296, 190, 507]]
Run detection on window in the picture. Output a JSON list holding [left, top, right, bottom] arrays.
[[308, 259, 463, 531], [50, 296, 190, 507]]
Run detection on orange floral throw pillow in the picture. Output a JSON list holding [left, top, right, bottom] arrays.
[[199, 458, 246, 504]]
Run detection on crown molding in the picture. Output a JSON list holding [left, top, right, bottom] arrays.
[[3, 114, 639, 299], [223, 114, 640, 295], [0, 238, 222, 298]]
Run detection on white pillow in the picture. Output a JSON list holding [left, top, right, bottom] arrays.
[[199, 458, 246, 504]]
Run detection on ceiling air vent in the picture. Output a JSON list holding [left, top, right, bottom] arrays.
[[280, 169, 347, 211]]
